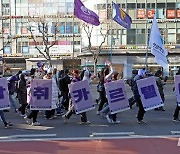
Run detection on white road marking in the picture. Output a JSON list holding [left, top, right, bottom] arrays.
[[171, 131, 180, 135], [0, 134, 57, 140], [0, 135, 180, 142], [90, 132, 135, 137]]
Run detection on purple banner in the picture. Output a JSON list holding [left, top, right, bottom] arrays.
[[69, 80, 95, 114], [74, 0, 100, 26], [0, 78, 10, 110], [137, 76, 163, 111], [29, 79, 52, 110], [105, 80, 130, 114]]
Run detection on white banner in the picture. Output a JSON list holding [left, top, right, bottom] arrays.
[[137, 76, 163, 111], [175, 75, 180, 106], [105, 80, 130, 114], [69, 80, 95, 114]]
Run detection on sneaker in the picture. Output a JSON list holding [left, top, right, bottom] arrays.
[[62, 115, 68, 123], [4, 122, 13, 128], [24, 116, 31, 125], [106, 115, 112, 123], [137, 120, 147, 124], [20, 114, 26, 117], [16, 109, 20, 114], [112, 120, 120, 124], [161, 108, 165, 111], [80, 121, 91, 125], [32, 122, 41, 126], [96, 111, 100, 115], [173, 118, 180, 122]]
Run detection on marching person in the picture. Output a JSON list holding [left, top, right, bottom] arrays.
[[154, 70, 166, 111], [43, 68, 58, 119], [24, 68, 41, 126], [101, 71, 121, 124], [16, 73, 28, 117], [0, 72, 13, 128], [173, 68, 180, 122], [62, 69, 91, 125], [133, 68, 147, 124]]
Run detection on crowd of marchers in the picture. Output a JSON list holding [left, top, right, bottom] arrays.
[[0, 61, 180, 128]]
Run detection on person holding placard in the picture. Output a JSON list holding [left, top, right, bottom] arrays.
[[133, 68, 147, 124], [173, 69, 180, 122]]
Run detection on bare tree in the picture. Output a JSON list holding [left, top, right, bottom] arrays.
[[82, 23, 109, 75], [28, 17, 59, 67]]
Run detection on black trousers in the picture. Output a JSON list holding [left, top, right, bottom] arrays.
[[27, 110, 39, 123], [61, 91, 69, 110], [135, 97, 146, 121], [65, 109, 87, 122], [98, 91, 107, 111], [18, 103, 28, 115], [45, 109, 55, 119], [173, 104, 180, 119]]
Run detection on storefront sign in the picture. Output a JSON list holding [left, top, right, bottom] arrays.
[[147, 10, 155, 19], [137, 9, 146, 19], [177, 10, 180, 18], [167, 10, 175, 19]]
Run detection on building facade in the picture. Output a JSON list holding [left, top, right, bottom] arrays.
[[80, 0, 180, 78], [0, 0, 81, 74]]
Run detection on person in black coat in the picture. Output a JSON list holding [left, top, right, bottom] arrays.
[[17, 74, 28, 116]]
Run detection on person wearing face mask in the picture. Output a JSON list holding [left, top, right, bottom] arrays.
[[133, 68, 147, 124]]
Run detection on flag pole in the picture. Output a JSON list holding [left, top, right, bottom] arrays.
[[145, 27, 149, 70], [72, 15, 75, 70], [110, 2, 113, 62], [72, 0, 75, 70]]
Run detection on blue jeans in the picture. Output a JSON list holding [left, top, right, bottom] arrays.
[[0, 110, 6, 124], [9, 94, 18, 109]]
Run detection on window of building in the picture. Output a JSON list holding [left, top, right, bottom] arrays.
[[127, 29, 136, 45], [157, 3, 166, 8], [66, 2, 74, 14], [176, 3, 180, 8], [137, 3, 145, 9], [167, 28, 176, 44], [127, 3, 136, 8], [66, 22, 73, 34], [147, 3, 155, 8], [2, 3, 10, 15], [157, 9, 166, 18], [167, 3, 175, 9], [97, 4, 106, 10], [122, 3, 126, 8]]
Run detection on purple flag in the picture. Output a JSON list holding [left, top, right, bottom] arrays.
[[0, 78, 10, 110], [29, 79, 52, 110], [74, 0, 100, 26], [69, 80, 95, 114], [112, 2, 132, 29]]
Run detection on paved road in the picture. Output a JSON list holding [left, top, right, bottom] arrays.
[[0, 83, 180, 153], [0, 83, 179, 137]]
